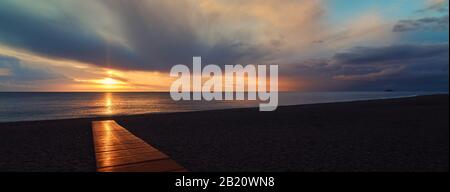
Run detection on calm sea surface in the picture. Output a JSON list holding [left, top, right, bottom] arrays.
[[0, 92, 443, 122]]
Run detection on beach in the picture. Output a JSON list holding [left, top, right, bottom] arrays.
[[0, 94, 448, 172]]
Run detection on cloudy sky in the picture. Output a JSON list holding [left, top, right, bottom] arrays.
[[0, 0, 448, 91]]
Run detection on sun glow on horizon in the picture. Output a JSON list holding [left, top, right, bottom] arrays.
[[100, 77, 122, 86]]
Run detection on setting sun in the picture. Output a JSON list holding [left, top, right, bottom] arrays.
[[100, 77, 121, 85]]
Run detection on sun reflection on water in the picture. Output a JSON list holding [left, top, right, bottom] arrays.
[[104, 92, 113, 115]]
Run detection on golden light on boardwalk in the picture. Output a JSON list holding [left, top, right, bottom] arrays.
[[92, 120, 187, 172]]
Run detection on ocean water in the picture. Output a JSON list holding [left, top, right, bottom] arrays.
[[0, 92, 443, 122]]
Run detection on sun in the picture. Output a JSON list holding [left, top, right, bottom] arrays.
[[98, 77, 125, 90], [100, 77, 121, 85]]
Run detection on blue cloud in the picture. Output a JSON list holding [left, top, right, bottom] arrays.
[[0, 3, 140, 70], [0, 56, 62, 82], [288, 43, 449, 91], [0, 1, 268, 71], [393, 15, 449, 32]]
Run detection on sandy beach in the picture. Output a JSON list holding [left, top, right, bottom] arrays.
[[0, 94, 448, 172]]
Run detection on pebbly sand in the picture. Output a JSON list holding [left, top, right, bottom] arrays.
[[0, 94, 448, 172]]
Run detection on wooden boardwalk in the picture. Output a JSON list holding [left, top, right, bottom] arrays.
[[92, 120, 187, 172]]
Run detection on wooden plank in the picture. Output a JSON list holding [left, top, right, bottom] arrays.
[[92, 120, 186, 172], [97, 159, 185, 172]]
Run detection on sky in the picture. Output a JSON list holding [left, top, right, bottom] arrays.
[[0, 0, 448, 92]]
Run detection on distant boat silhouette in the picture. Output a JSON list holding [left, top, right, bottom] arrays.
[[385, 89, 394, 92]]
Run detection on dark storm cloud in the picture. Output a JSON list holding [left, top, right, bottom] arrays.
[[0, 4, 138, 70], [393, 15, 449, 32], [332, 44, 449, 65], [100, 0, 269, 69], [286, 44, 449, 91], [0, 1, 268, 71], [0, 56, 63, 82]]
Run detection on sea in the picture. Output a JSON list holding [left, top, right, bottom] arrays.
[[0, 92, 444, 122]]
